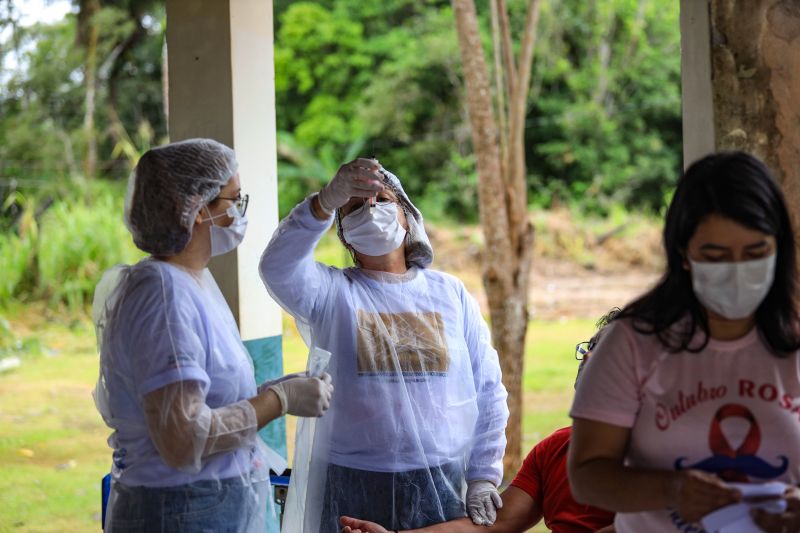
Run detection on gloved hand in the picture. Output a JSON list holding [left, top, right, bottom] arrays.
[[268, 372, 334, 417], [318, 158, 384, 214], [257, 371, 308, 395], [466, 480, 503, 525]]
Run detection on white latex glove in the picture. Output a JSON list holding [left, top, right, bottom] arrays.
[[466, 480, 503, 526], [268, 372, 333, 417], [257, 371, 308, 394], [317, 158, 384, 214]]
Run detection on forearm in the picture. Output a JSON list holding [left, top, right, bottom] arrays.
[[403, 487, 539, 533], [466, 424, 506, 485], [199, 389, 282, 457], [463, 288, 509, 484], [466, 353, 509, 484], [570, 457, 679, 512], [247, 388, 283, 428], [145, 382, 265, 470], [402, 518, 474, 533], [261, 196, 331, 276], [402, 517, 521, 533], [259, 195, 333, 319]]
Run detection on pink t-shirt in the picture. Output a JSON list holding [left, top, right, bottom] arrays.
[[571, 318, 800, 533]]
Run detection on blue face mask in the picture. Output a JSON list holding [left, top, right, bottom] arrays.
[[341, 201, 406, 257], [202, 205, 248, 256]]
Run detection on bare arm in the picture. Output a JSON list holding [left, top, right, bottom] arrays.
[[259, 195, 335, 322], [568, 417, 740, 522], [340, 486, 541, 533]]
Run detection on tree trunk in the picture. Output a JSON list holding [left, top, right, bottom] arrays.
[[105, 7, 148, 149], [162, 36, 169, 130], [452, 0, 538, 479], [78, 0, 101, 179], [709, 0, 800, 214]]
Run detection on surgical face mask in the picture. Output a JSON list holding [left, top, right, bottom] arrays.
[[341, 201, 406, 257], [689, 253, 776, 320], [202, 205, 248, 256]]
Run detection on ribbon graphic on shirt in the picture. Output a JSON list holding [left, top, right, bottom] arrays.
[[674, 403, 788, 481]]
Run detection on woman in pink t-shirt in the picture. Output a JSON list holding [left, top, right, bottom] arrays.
[[568, 152, 800, 533]]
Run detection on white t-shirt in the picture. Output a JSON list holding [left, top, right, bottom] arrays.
[[98, 260, 261, 487], [260, 197, 509, 484], [571, 318, 800, 533]]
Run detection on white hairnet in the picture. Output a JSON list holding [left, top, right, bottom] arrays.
[[125, 138, 238, 256]]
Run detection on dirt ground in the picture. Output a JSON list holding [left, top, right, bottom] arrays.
[[529, 260, 660, 321], [427, 210, 665, 320]]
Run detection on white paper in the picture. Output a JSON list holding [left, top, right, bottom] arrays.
[[701, 481, 788, 533]]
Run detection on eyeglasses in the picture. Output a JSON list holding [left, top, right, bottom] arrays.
[[575, 341, 595, 361], [215, 193, 249, 217]]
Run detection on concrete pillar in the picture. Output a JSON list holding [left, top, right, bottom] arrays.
[[679, 0, 800, 212], [165, 1, 284, 528], [680, 0, 716, 167]]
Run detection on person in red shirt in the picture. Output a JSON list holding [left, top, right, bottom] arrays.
[[340, 313, 619, 533]]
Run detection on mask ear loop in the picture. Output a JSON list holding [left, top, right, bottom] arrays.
[[200, 206, 219, 226], [200, 204, 241, 225]]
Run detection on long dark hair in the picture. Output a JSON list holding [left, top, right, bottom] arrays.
[[617, 151, 800, 355]]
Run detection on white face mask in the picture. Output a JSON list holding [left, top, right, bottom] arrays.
[[202, 205, 248, 257], [341, 201, 407, 257], [689, 253, 776, 320]]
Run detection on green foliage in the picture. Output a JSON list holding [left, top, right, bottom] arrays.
[[0, 232, 34, 302], [276, 130, 365, 217], [37, 184, 144, 311], [275, 2, 372, 149], [273, 0, 682, 217], [0, 3, 166, 182], [0, 181, 143, 311], [2, 0, 683, 225], [0, 18, 85, 181], [528, 0, 682, 214]]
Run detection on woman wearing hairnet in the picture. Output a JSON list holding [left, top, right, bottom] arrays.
[[93, 139, 334, 532], [260, 158, 509, 531]]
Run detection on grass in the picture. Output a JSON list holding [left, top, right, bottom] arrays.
[[0, 231, 614, 532], [0, 302, 595, 532], [0, 307, 108, 532]]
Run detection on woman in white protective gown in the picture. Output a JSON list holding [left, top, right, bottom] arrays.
[[260, 158, 509, 532], [93, 139, 333, 532]]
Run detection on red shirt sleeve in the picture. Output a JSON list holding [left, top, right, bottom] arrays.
[[509, 427, 615, 533], [509, 430, 553, 504]]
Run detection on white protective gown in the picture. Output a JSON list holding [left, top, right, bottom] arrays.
[[260, 196, 509, 532], [93, 259, 281, 532]]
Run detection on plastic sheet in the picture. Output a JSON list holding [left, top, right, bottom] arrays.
[[261, 196, 509, 532], [93, 259, 276, 531]]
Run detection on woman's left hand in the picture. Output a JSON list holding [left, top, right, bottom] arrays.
[[752, 486, 800, 533]]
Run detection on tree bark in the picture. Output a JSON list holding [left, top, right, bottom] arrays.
[[710, 0, 800, 236], [105, 5, 148, 150], [78, 0, 101, 179], [490, 0, 509, 182], [452, 0, 538, 478]]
